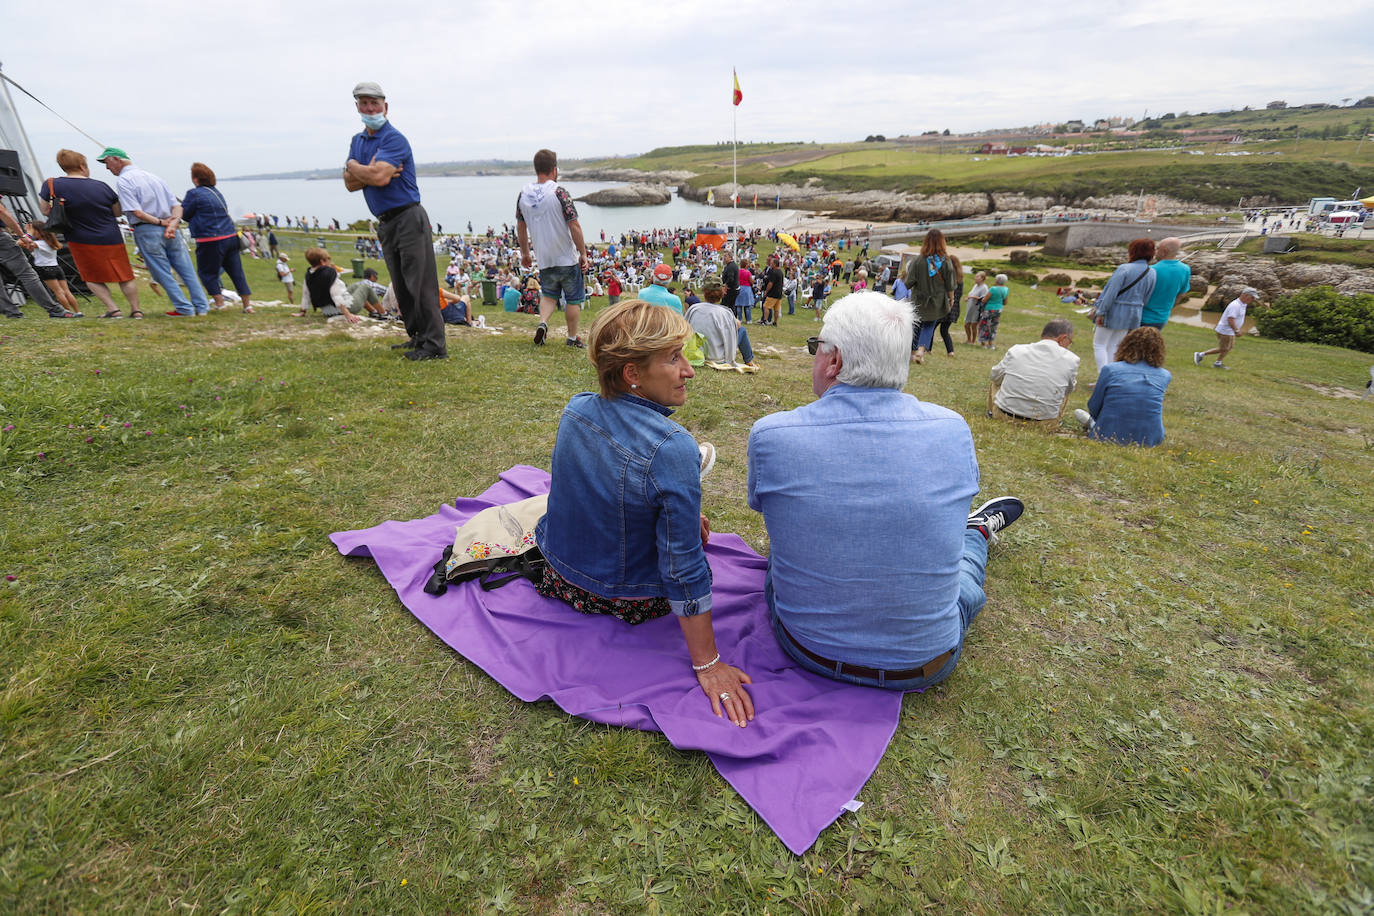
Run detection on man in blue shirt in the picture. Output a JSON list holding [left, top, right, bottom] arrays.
[[747, 291, 1024, 690], [638, 263, 683, 313], [343, 81, 446, 361], [1140, 237, 1192, 330]]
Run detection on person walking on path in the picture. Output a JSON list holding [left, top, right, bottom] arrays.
[[517, 149, 590, 348], [99, 147, 209, 317], [344, 81, 447, 361], [1194, 288, 1256, 370]]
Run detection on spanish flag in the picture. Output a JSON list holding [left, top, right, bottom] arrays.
[[733, 69, 742, 107]]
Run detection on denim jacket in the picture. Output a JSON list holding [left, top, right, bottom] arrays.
[[536, 392, 712, 617], [1094, 260, 1156, 330]]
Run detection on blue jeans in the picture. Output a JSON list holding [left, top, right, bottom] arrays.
[[737, 327, 755, 364], [132, 224, 209, 314], [771, 529, 988, 691], [786, 291, 796, 315]]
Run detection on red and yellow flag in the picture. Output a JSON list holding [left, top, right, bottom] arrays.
[[732, 69, 742, 107]]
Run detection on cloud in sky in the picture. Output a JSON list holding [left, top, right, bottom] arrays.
[[3, 0, 1371, 182]]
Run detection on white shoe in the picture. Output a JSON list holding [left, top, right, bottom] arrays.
[[1193, 351, 1204, 365], [1073, 408, 1092, 428], [698, 442, 717, 478]]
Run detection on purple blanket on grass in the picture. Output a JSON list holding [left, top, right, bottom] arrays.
[[329, 465, 904, 855]]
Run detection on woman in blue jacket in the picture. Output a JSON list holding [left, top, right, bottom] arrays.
[[181, 162, 253, 313], [1090, 238, 1155, 372], [536, 299, 755, 727], [1075, 327, 1171, 447]]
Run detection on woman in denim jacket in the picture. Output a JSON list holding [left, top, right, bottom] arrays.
[[1075, 327, 1171, 447], [535, 300, 755, 727], [1090, 238, 1156, 372]]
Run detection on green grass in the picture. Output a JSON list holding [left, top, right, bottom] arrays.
[[2, 258, 1373, 914], [592, 134, 1374, 208]]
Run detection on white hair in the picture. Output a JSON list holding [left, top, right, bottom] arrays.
[[818, 291, 912, 390], [994, 273, 1008, 285]]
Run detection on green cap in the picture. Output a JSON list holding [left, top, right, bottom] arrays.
[[97, 146, 129, 161]]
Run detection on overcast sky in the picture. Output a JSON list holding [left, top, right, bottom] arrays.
[[4, 0, 1372, 182]]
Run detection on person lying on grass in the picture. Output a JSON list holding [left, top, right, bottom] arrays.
[[535, 299, 754, 727], [295, 247, 361, 324]]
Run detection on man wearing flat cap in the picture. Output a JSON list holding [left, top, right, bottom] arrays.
[[343, 81, 447, 361]]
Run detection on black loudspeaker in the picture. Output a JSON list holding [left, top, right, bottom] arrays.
[[0, 149, 28, 196]]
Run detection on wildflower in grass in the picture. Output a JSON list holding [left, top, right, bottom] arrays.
[[5, 575, 15, 581], [401, 879, 408, 886], [573, 776, 579, 785], [122, 422, 131, 428], [36, 452, 45, 459], [84, 437, 93, 443], [2, 424, 13, 432]]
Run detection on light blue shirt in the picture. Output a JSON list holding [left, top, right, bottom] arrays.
[[1141, 259, 1191, 326], [114, 164, 178, 222], [747, 384, 980, 669], [638, 283, 683, 313]]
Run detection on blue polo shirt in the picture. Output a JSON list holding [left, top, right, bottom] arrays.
[[347, 121, 421, 217]]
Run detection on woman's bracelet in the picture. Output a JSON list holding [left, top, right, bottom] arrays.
[[691, 653, 721, 673]]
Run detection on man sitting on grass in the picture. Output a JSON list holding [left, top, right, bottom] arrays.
[[988, 318, 1080, 421], [748, 291, 1023, 690], [685, 275, 759, 373], [296, 248, 361, 324]]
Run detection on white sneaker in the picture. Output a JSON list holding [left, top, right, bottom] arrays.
[[698, 442, 717, 478], [1073, 408, 1092, 428], [1193, 351, 1204, 365]]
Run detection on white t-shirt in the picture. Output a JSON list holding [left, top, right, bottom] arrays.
[[1216, 298, 1247, 336], [31, 239, 58, 268], [276, 260, 294, 283], [967, 282, 989, 306], [516, 180, 580, 268]]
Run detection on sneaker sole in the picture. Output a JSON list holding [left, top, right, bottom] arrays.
[[534, 325, 547, 346]]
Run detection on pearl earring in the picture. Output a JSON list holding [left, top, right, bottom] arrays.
[[630, 383, 638, 389]]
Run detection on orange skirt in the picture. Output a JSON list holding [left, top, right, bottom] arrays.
[[67, 241, 133, 284]]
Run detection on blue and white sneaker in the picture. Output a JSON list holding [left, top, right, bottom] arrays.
[[968, 497, 1025, 545]]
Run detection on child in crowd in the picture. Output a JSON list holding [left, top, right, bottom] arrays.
[[26, 220, 81, 316], [276, 254, 295, 305], [811, 276, 830, 320], [295, 248, 360, 324]]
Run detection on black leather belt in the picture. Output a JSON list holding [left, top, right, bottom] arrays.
[[778, 620, 954, 681], [377, 201, 419, 223]]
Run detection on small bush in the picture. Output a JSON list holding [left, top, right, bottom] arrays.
[[1253, 286, 1374, 353], [1009, 250, 1031, 265]]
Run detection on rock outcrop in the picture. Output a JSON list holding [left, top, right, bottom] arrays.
[[679, 182, 1218, 223], [576, 183, 672, 206], [561, 168, 695, 183]]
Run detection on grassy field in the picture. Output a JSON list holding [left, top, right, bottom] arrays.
[[592, 134, 1373, 208], [2, 244, 1373, 913]]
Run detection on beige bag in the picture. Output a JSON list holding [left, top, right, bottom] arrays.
[[423, 495, 548, 595]]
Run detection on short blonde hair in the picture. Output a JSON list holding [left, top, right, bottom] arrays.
[[588, 299, 693, 398], [304, 247, 330, 267]]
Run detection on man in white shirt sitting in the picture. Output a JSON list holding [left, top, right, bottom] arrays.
[[988, 318, 1079, 421]]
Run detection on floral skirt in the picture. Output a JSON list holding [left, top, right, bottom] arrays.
[[979, 310, 1002, 344], [536, 565, 671, 626]]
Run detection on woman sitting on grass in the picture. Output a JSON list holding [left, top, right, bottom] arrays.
[[1073, 326, 1171, 447], [535, 299, 755, 727]]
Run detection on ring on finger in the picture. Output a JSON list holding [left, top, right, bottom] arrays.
[[719, 692, 731, 701]]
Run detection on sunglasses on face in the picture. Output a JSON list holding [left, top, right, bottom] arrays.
[[807, 337, 822, 355]]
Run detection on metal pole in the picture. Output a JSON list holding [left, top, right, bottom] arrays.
[[0, 62, 48, 220]]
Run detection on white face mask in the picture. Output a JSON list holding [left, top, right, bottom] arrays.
[[361, 113, 387, 130]]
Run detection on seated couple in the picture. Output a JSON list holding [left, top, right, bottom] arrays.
[[988, 320, 1170, 446], [535, 293, 1024, 728]]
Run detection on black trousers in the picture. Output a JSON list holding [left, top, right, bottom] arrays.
[[377, 204, 446, 355]]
